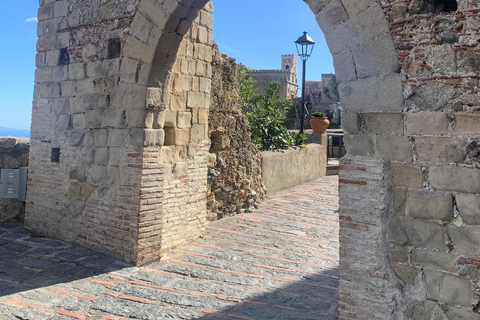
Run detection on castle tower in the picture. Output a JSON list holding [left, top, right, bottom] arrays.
[[281, 54, 297, 75]]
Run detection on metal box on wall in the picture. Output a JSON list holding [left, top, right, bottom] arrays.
[[0, 168, 28, 201]]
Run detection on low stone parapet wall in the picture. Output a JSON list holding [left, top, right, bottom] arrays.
[[0, 137, 30, 222], [261, 133, 328, 194]]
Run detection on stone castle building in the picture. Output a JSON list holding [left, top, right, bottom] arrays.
[[246, 54, 298, 100]]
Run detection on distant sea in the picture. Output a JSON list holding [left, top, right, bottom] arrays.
[[0, 127, 30, 138]]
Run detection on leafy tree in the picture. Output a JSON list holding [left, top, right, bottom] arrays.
[[237, 65, 306, 151]]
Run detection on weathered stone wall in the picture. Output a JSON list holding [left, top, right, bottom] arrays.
[[0, 137, 29, 222], [207, 47, 266, 219], [28, 0, 480, 317], [306, 0, 480, 318]]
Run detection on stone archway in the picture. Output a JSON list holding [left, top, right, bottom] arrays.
[[27, 0, 480, 318]]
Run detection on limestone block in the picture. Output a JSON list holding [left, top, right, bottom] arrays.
[[68, 63, 86, 80], [304, 0, 332, 14], [424, 271, 473, 307], [198, 108, 208, 125], [145, 111, 155, 129], [101, 109, 125, 128], [76, 79, 94, 95], [333, 51, 356, 82], [454, 113, 480, 135], [173, 75, 193, 92], [362, 113, 404, 134], [45, 50, 60, 66], [164, 128, 189, 146], [130, 13, 154, 43], [70, 167, 87, 182], [429, 166, 480, 193], [456, 194, 480, 225], [144, 129, 165, 147], [449, 225, 480, 255], [35, 66, 68, 83], [190, 125, 206, 142], [174, 145, 187, 162], [339, 74, 404, 112], [341, 0, 371, 16], [161, 146, 175, 163], [37, 34, 57, 52], [393, 187, 406, 217], [119, 57, 139, 85], [87, 59, 121, 79], [107, 129, 129, 147], [411, 249, 456, 272], [164, 110, 176, 128], [55, 114, 71, 131], [343, 134, 375, 157], [38, 4, 54, 22], [177, 112, 192, 128], [69, 130, 86, 146], [116, 84, 147, 110], [70, 94, 109, 113], [61, 81, 76, 97], [407, 189, 453, 221], [341, 112, 361, 134], [54, 1, 69, 18], [315, 0, 348, 31], [85, 110, 103, 129], [170, 93, 188, 111], [415, 137, 466, 163], [199, 77, 211, 93], [94, 129, 109, 147], [95, 148, 110, 165], [156, 111, 165, 129], [392, 163, 423, 188], [57, 32, 70, 48], [389, 216, 446, 250], [36, 52, 46, 68], [406, 112, 448, 135], [123, 35, 155, 64], [138, 0, 169, 30], [90, 165, 107, 183], [388, 245, 409, 263], [38, 83, 61, 99], [377, 136, 412, 161], [352, 34, 400, 79], [187, 92, 208, 109], [392, 264, 420, 285], [109, 148, 121, 167], [195, 61, 208, 77], [72, 113, 85, 130]]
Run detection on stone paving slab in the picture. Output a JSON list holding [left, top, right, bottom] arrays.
[[0, 176, 339, 320]]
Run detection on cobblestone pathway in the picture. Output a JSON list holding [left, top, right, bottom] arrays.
[[0, 176, 339, 320]]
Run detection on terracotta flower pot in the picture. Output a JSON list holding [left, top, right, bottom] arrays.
[[309, 117, 330, 133]]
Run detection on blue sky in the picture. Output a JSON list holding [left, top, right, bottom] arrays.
[[0, 0, 334, 130]]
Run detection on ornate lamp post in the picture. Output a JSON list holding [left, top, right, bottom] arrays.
[[295, 31, 315, 134]]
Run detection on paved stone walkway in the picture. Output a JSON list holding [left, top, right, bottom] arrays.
[[0, 176, 339, 320]]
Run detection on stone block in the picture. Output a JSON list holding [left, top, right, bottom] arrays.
[[341, 0, 370, 16], [107, 129, 129, 147], [198, 108, 208, 125], [54, 1, 69, 18], [69, 130, 86, 146], [164, 128, 189, 146], [352, 34, 400, 79], [94, 129, 109, 147], [454, 113, 480, 135], [389, 216, 446, 250], [393, 187, 406, 217], [448, 225, 480, 255], [161, 146, 175, 163], [343, 134, 375, 157], [425, 271, 473, 307], [332, 51, 356, 82], [315, 0, 348, 31], [170, 93, 188, 111], [415, 137, 466, 163], [304, 0, 332, 14], [138, 0, 169, 30], [456, 194, 480, 225], [90, 165, 107, 183], [61, 81, 76, 97], [431, 44, 456, 72], [116, 84, 147, 110], [70, 94, 109, 113], [164, 110, 176, 128], [55, 114, 71, 131], [101, 109, 125, 128], [156, 111, 165, 128], [362, 113, 404, 134], [392, 264, 420, 285], [57, 32, 70, 48], [377, 136, 412, 161], [409, 83, 457, 111], [130, 13, 154, 43], [85, 110, 103, 129], [429, 166, 480, 193], [38, 4, 54, 21], [407, 189, 453, 221], [87, 59, 120, 79], [392, 163, 423, 188], [95, 148, 110, 165], [126, 109, 148, 128], [341, 112, 361, 134], [406, 112, 448, 135], [411, 249, 456, 272], [338, 74, 404, 112], [388, 245, 408, 263], [174, 146, 187, 162], [123, 35, 155, 64], [144, 129, 165, 147], [72, 113, 85, 130], [191, 125, 207, 142], [173, 75, 193, 92], [109, 148, 121, 167], [177, 112, 192, 128], [119, 57, 139, 85], [37, 34, 57, 52], [38, 83, 61, 99], [187, 92, 208, 109]]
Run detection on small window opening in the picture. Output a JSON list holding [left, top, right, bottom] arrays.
[[59, 48, 70, 65], [108, 39, 121, 59], [285, 65, 290, 70], [51, 148, 61, 163]]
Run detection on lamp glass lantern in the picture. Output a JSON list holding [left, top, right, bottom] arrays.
[[295, 31, 315, 61]]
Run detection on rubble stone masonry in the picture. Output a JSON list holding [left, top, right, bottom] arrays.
[[27, 0, 480, 318]]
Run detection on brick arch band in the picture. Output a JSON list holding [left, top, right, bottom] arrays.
[[27, 0, 480, 318]]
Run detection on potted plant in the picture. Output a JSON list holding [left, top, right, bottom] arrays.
[[309, 112, 330, 133]]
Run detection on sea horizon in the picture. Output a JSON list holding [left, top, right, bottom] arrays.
[[0, 129, 31, 138]]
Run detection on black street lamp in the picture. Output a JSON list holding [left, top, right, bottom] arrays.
[[295, 31, 315, 134]]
